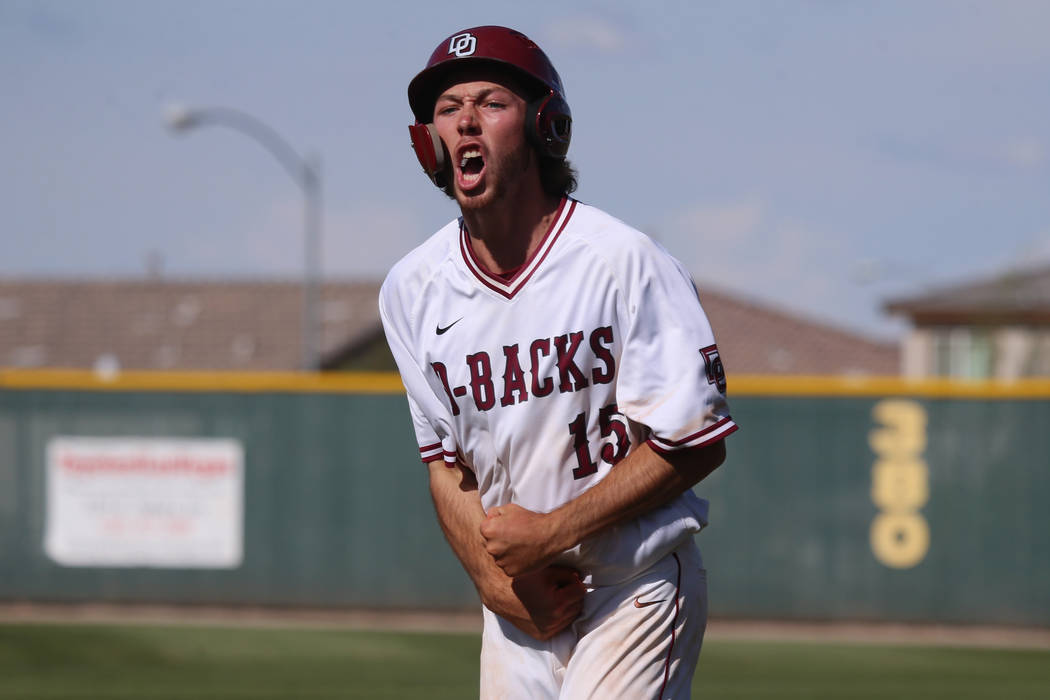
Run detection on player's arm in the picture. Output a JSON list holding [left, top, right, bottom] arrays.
[[480, 439, 726, 578], [426, 459, 585, 640]]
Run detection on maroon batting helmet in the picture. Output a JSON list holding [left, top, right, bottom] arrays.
[[407, 26, 572, 187]]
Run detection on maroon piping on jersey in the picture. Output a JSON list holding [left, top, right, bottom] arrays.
[[647, 417, 738, 455], [459, 197, 575, 300], [418, 441, 458, 466], [419, 441, 442, 456], [657, 551, 684, 699]]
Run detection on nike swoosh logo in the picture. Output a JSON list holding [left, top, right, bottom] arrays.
[[435, 318, 463, 335], [633, 596, 666, 609]]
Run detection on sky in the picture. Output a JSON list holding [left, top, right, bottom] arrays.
[[2, 0, 1048, 340]]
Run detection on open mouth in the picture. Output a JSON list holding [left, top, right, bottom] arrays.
[[458, 149, 485, 188]]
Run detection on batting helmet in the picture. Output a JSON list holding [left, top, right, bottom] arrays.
[[407, 26, 572, 188]]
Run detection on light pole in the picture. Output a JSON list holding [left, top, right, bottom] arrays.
[[164, 104, 322, 371]]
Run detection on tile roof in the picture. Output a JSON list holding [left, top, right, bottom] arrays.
[[884, 264, 1050, 323], [696, 285, 898, 376], [0, 277, 898, 375], [0, 278, 380, 371]]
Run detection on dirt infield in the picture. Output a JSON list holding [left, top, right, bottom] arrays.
[[2, 602, 1048, 650]]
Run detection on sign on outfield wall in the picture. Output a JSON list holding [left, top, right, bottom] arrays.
[[44, 437, 244, 569]]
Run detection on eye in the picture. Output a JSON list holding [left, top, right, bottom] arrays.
[[484, 99, 505, 109]]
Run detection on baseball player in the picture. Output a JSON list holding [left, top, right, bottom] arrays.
[[380, 25, 737, 699]]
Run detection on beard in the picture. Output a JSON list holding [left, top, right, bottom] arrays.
[[454, 138, 534, 212]]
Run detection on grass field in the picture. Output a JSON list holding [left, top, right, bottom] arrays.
[[1, 622, 1048, 699]]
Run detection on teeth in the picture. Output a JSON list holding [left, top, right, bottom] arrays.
[[460, 149, 482, 168]]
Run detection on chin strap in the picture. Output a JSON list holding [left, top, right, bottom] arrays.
[[408, 122, 448, 188]]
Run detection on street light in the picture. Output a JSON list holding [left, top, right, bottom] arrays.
[[164, 103, 322, 371]]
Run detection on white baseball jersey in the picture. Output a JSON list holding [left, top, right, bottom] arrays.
[[380, 197, 737, 585]]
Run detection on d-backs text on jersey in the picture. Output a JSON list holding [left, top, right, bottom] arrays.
[[430, 326, 616, 416]]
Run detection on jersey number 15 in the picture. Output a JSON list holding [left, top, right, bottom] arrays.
[[567, 403, 630, 479]]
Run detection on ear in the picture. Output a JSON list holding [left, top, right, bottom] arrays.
[[408, 122, 449, 188]]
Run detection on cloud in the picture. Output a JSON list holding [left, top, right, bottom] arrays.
[[544, 15, 630, 53], [1001, 138, 1046, 169], [875, 134, 1048, 174], [164, 193, 429, 280], [322, 201, 431, 279], [662, 198, 884, 332], [1006, 228, 1050, 268], [666, 199, 765, 246], [665, 198, 815, 291], [2, 1, 81, 42], [881, 1, 1050, 68]]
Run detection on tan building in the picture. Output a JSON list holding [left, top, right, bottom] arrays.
[[0, 278, 898, 376], [885, 264, 1050, 379]]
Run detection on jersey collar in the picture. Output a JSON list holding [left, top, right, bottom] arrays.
[[459, 197, 576, 300]]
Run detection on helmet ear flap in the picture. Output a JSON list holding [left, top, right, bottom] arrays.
[[408, 122, 449, 188], [526, 92, 572, 159]]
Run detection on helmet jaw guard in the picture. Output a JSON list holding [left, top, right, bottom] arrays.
[[408, 122, 448, 188], [407, 26, 572, 188]]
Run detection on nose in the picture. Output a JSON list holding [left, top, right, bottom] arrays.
[[458, 102, 480, 134]]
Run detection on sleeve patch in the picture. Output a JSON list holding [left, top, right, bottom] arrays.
[[700, 344, 727, 394]]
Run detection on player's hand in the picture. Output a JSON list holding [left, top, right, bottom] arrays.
[[480, 503, 565, 578], [487, 565, 585, 641]]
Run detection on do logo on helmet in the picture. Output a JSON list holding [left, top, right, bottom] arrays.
[[448, 32, 477, 57]]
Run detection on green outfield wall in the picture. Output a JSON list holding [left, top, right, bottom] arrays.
[[1, 370, 1048, 625]]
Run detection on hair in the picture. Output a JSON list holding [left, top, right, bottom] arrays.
[[440, 155, 578, 200], [539, 156, 579, 197]]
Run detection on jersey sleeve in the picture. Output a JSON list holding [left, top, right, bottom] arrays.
[[614, 239, 738, 454], [378, 275, 457, 466]]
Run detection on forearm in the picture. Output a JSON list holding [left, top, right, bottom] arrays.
[[547, 440, 726, 554], [428, 459, 585, 640], [426, 459, 510, 601], [481, 440, 727, 577]]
